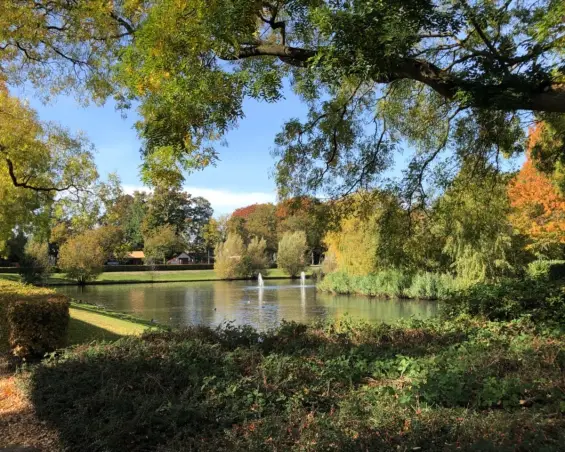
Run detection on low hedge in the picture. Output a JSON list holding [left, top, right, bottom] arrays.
[[0, 280, 70, 357], [102, 263, 215, 272]]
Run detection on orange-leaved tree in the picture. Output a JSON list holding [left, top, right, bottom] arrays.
[[508, 125, 565, 257]]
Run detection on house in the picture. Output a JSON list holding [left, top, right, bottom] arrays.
[[167, 252, 192, 265], [126, 251, 145, 265]]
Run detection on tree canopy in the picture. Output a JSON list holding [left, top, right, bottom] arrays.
[[3, 0, 565, 200]]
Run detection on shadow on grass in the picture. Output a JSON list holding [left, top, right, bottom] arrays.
[[25, 321, 565, 451], [66, 318, 124, 346]]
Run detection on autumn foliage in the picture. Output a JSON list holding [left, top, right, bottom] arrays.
[[508, 125, 565, 255]]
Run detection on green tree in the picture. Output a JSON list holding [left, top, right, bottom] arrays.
[[143, 186, 193, 236], [143, 224, 185, 264], [58, 231, 106, 285], [244, 204, 278, 255], [4, 2, 565, 198], [185, 197, 214, 259], [434, 162, 529, 282], [0, 86, 98, 248], [246, 237, 269, 277], [277, 231, 308, 277], [19, 239, 52, 284]]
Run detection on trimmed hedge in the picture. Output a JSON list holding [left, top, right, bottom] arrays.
[[0, 280, 70, 357], [102, 263, 215, 272]]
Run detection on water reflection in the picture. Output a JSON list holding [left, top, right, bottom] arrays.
[[58, 280, 438, 331]]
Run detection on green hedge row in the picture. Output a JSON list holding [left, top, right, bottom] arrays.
[[0, 280, 70, 357], [0, 264, 216, 274], [101, 264, 215, 272]]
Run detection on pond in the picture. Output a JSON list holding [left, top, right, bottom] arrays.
[[57, 280, 439, 331]]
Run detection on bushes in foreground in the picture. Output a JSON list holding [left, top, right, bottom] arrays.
[[442, 278, 565, 322], [318, 270, 460, 299], [0, 280, 70, 357], [25, 317, 565, 451]]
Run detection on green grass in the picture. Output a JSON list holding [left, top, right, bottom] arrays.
[[22, 317, 565, 451], [66, 306, 150, 345], [0, 267, 312, 285]]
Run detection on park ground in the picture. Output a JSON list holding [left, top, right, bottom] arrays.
[[0, 267, 313, 286]]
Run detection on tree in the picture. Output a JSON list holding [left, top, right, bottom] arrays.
[[508, 132, 565, 258], [90, 225, 130, 262], [202, 218, 223, 264], [277, 231, 308, 277], [276, 197, 330, 264], [143, 225, 185, 264], [214, 233, 247, 279], [123, 192, 148, 249], [58, 232, 106, 285], [0, 86, 98, 248], [19, 239, 52, 284], [143, 186, 193, 236], [6, 2, 565, 201], [244, 204, 278, 255], [435, 162, 527, 282], [246, 237, 269, 277], [185, 197, 214, 259]]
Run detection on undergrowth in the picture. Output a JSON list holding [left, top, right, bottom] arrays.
[[23, 317, 565, 451]]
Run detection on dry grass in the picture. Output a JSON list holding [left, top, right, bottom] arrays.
[[0, 355, 60, 451]]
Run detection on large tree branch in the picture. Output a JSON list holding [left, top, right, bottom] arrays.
[[220, 43, 565, 113], [0, 145, 79, 192]]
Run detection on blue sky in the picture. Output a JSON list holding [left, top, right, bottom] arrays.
[[17, 86, 309, 215]]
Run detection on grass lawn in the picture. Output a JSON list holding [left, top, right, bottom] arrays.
[[0, 267, 313, 285], [66, 306, 150, 345]]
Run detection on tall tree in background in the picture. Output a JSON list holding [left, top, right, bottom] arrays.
[[185, 197, 213, 258], [509, 126, 565, 258]]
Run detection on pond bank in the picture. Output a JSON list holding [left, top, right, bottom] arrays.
[[0, 268, 313, 286]]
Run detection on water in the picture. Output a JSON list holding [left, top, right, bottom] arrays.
[[57, 280, 438, 331], [300, 272, 306, 286], [258, 273, 264, 287]]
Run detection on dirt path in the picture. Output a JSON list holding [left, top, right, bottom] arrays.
[[0, 355, 60, 451]]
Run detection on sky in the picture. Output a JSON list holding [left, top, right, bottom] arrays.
[[16, 85, 310, 215]]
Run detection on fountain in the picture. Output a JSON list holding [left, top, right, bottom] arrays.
[[300, 271, 306, 287], [258, 273, 264, 287]]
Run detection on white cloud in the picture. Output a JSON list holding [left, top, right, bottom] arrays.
[[122, 184, 276, 215]]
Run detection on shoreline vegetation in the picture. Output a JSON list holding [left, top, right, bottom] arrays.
[[0, 268, 315, 287], [317, 270, 461, 300]]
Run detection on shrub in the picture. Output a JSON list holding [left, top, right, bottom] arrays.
[[214, 233, 247, 279], [246, 236, 269, 277], [319, 270, 459, 299], [277, 231, 307, 277], [0, 280, 70, 357], [19, 239, 52, 284], [441, 278, 565, 322], [527, 260, 565, 281], [58, 231, 106, 284], [24, 318, 565, 451]]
